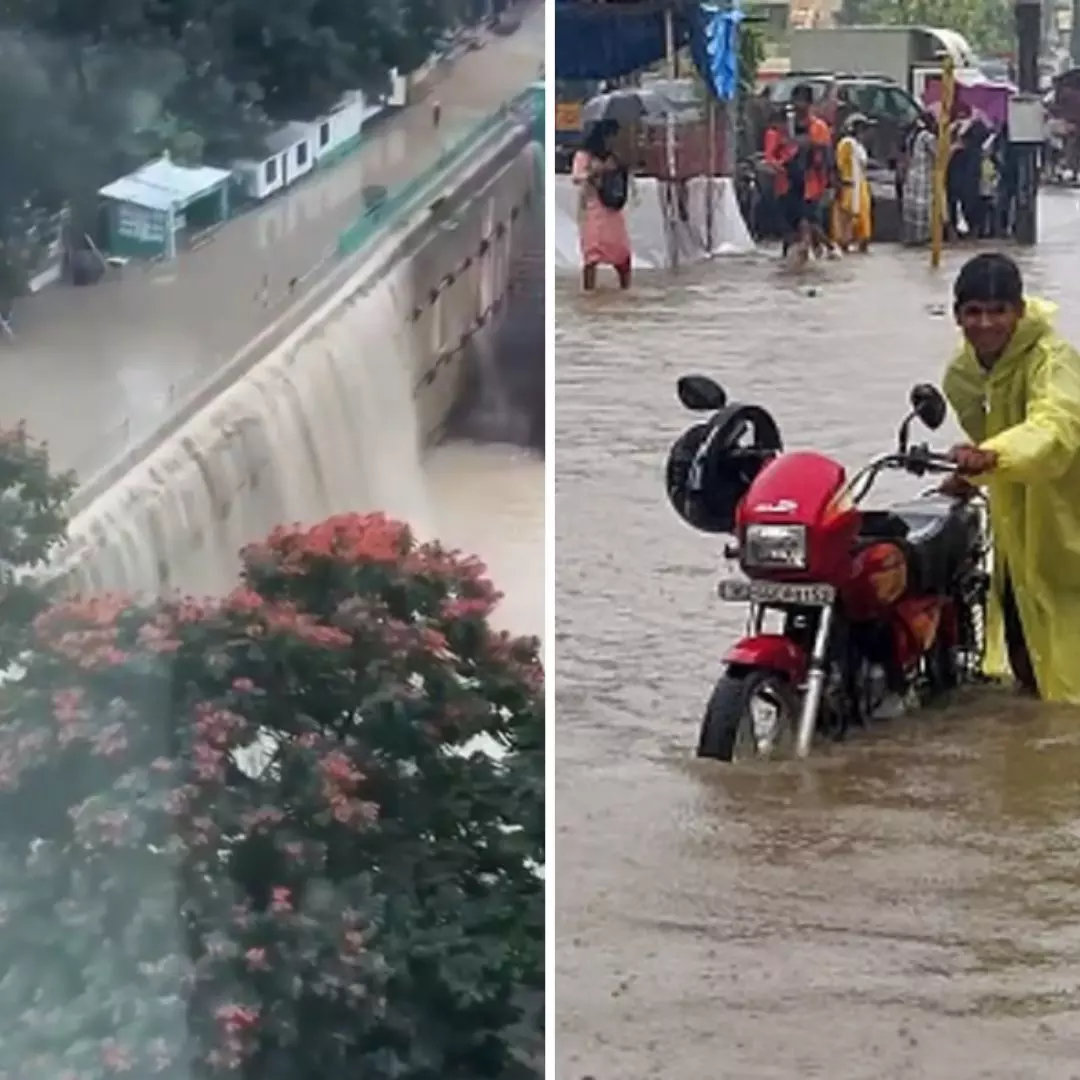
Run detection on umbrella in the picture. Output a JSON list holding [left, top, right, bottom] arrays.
[[581, 88, 676, 127]]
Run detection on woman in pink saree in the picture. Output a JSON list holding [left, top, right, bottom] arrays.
[[572, 119, 632, 291]]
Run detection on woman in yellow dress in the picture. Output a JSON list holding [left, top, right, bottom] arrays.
[[832, 113, 874, 252]]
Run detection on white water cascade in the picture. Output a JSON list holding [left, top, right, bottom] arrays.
[[54, 140, 536, 600]]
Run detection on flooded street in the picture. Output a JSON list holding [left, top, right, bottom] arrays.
[[555, 193, 1080, 1077]]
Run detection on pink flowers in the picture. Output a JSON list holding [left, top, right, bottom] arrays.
[[329, 796, 379, 827], [319, 750, 365, 789], [100, 1041, 134, 1072], [441, 596, 496, 621], [270, 886, 293, 913], [214, 1002, 260, 1032], [319, 750, 378, 828], [253, 512, 413, 567], [244, 946, 269, 970], [51, 687, 87, 723], [241, 805, 285, 830]]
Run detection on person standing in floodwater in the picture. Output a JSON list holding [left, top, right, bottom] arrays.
[[943, 253, 1080, 702], [831, 113, 874, 253], [901, 113, 937, 246], [571, 119, 632, 291], [767, 85, 834, 265]]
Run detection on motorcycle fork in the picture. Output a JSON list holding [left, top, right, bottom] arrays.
[[795, 603, 836, 759]]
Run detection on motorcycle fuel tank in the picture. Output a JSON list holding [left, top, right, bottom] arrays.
[[736, 450, 860, 583]]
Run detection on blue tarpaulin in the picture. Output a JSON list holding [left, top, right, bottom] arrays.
[[554, 0, 741, 101], [697, 4, 742, 101], [554, 0, 691, 81]]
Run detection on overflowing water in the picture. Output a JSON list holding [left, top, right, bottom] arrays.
[[60, 259, 430, 598], [55, 142, 540, 621]]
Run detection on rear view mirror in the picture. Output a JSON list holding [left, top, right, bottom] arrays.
[[677, 375, 727, 412], [910, 383, 947, 430]]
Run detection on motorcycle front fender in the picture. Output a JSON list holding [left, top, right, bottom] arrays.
[[724, 634, 808, 684]]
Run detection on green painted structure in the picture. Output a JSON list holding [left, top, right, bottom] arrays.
[[528, 81, 545, 144], [99, 156, 232, 260]]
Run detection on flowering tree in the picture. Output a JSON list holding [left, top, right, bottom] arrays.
[[0, 513, 544, 1080]]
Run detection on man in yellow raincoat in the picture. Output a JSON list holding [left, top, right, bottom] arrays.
[[942, 252, 1080, 702]]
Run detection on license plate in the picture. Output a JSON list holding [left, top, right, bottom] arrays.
[[717, 579, 836, 606]]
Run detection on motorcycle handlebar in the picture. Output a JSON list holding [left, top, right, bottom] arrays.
[[894, 446, 957, 477], [844, 447, 956, 506]]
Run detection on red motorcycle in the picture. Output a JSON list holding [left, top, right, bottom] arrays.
[[666, 375, 989, 762]]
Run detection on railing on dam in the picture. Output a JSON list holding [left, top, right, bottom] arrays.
[[336, 83, 543, 259]]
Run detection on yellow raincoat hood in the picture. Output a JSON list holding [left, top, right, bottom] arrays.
[[943, 296, 1080, 702]]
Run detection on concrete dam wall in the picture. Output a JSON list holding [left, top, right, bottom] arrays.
[[449, 167, 545, 450], [53, 132, 541, 598]]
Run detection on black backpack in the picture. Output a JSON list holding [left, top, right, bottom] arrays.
[[595, 163, 629, 211]]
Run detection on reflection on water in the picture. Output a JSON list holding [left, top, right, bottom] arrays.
[[555, 195, 1080, 1079]]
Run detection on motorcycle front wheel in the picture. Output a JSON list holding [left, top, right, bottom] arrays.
[[697, 668, 801, 762]]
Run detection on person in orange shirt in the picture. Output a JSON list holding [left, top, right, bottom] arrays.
[[762, 107, 798, 256], [767, 84, 836, 265]]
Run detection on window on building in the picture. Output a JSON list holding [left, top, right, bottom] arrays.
[[319, 121, 330, 147], [265, 157, 277, 185], [297, 141, 308, 167]]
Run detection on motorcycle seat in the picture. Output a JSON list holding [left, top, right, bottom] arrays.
[[858, 510, 910, 540], [887, 496, 978, 594]]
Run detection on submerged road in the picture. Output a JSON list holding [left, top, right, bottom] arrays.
[[0, 3, 543, 482], [555, 192, 1080, 1078]]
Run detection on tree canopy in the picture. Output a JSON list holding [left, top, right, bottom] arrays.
[[0, 423, 545, 1079], [840, 0, 1014, 56]]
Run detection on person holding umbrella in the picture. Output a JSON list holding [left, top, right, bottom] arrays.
[[571, 118, 632, 291]]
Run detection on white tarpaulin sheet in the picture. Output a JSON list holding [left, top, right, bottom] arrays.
[[553, 175, 754, 273]]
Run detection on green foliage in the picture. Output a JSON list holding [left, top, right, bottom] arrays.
[[0, 422, 74, 668], [0, 513, 544, 1080], [738, 22, 765, 100], [841, 0, 1013, 56]]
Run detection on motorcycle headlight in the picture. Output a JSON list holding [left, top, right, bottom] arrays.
[[742, 524, 807, 570]]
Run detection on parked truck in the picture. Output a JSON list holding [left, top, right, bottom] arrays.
[[790, 25, 980, 97]]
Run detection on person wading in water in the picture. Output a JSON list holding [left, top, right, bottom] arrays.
[[571, 118, 632, 291], [765, 85, 835, 265]]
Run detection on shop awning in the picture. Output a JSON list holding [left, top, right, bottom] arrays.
[[554, 0, 692, 81], [555, 0, 742, 101]]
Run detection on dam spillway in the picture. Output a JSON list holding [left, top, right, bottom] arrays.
[[52, 133, 543, 606]]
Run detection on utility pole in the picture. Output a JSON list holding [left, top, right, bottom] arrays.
[[930, 55, 955, 269], [1013, 0, 1041, 244]]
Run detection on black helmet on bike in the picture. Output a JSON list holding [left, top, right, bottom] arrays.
[[666, 395, 783, 534]]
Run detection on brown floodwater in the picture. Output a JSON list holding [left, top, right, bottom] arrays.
[[554, 194, 1080, 1079]]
